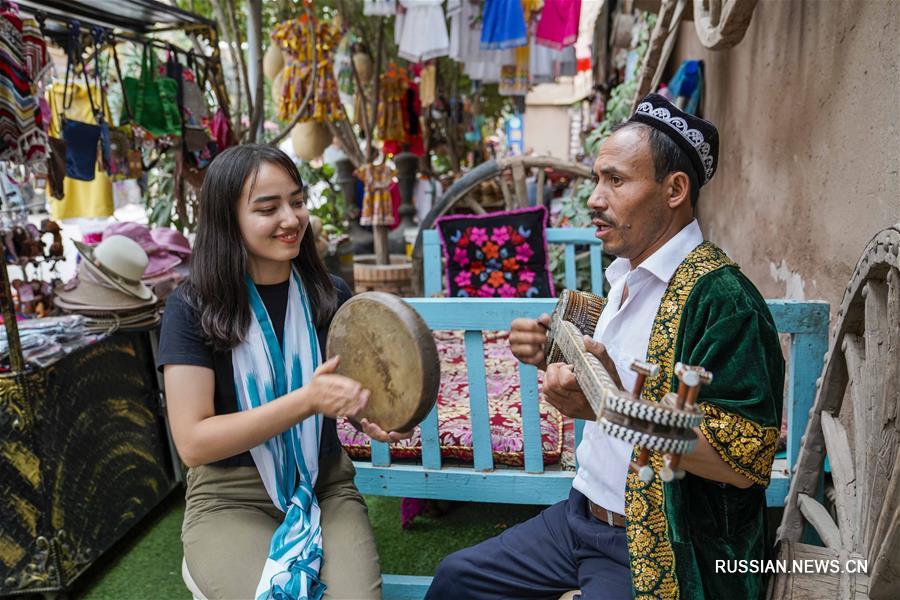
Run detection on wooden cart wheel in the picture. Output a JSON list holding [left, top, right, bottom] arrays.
[[692, 0, 759, 50], [773, 224, 900, 600], [411, 156, 593, 292]]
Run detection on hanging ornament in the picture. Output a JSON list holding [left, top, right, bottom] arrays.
[[376, 62, 408, 143], [352, 52, 374, 84], [271, 69, 285, 105], [263, 44, 284, 80], [291, 120, 331, 160]]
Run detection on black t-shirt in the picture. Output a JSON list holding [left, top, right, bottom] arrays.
[[157, 274, 353, 468]]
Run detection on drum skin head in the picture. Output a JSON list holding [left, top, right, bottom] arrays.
[[326, 292, 440, 433]]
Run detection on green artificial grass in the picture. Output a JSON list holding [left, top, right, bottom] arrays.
[[73, 492, 543, 600]]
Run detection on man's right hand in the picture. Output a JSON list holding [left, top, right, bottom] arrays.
[[509, 313, 551, 370]]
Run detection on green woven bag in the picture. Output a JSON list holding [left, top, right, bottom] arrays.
[[122, 45, 181, 138]]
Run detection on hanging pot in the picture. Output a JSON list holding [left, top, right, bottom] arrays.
[[291, 121, 331, 161], [263, 44, 284, 80], [353, 52, 374, 85], [271, 69, 285, 106]]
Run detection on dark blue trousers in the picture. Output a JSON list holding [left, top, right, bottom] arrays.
[[425, 489, 631, 600]]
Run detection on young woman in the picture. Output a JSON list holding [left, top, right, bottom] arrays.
[[159, 144, 402, 599]]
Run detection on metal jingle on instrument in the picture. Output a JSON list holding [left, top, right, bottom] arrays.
[[599, 417, 698, 455], [604, 392, 704, 430]]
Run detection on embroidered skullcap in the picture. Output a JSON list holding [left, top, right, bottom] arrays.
[[628, 93, 719, 187]]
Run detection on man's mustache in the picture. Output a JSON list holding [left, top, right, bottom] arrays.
[[590, 211, 617, 227]]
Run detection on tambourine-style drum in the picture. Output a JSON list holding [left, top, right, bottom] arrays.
[[326, 292, 440, 433]]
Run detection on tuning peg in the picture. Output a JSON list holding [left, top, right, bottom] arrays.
[[629, 359, 659, 398]]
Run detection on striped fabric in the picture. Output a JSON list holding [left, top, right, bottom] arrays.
[[0, 8, 47, 168], [232, 270, 326, 600]]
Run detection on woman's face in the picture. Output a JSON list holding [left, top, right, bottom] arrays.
[[236, 161, 308, 274]]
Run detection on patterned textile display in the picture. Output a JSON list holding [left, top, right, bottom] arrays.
[[339, 330, 564, 466], [436, 206, 555, 298], [0, 6, 48, 170], [271, 15, 343, 122], [447, 0, 514, 83], [535, 0, 582, 50], [356, 162, 396, 226], [375, 63, 408, 143]]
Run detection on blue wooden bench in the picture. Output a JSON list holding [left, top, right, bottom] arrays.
[[355, 229, 830, 599]]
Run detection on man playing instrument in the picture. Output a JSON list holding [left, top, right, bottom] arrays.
[[426, 94, 785, 600]]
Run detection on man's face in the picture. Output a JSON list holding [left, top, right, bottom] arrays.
[[586, 127, 670, 260]]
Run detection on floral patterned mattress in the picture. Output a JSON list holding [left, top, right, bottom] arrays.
[[339, 330, 571, 467]]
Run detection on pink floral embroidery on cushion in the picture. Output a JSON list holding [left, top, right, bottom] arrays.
[[470, 227, 489, 245]]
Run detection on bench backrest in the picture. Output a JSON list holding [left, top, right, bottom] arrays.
[[353, 297, 830, 509], [422, 228, 605, 297]]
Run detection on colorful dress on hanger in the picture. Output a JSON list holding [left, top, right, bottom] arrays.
[[271, 15, 343, 122], [480, 0, 528, 50], [356, 163, 396, 227], [376, 64, 408, 144], [395, 0, 449, 63], [535, 0, 582, 50]]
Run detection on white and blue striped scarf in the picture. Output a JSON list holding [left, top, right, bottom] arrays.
[[232, 270, 325, 600]]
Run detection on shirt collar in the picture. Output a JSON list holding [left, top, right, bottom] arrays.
[[605, 220, 704, 286]]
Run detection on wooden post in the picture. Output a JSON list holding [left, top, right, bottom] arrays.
[[373, 226, 390, 265], [0, 262, 24, 373]]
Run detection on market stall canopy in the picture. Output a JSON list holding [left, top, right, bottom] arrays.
[[14, 0, 212, 33]]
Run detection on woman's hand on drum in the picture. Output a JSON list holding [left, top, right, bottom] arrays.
[[358, 418, 414, 443], [509, 313, 551, 370], [305, 356, 370, 419]]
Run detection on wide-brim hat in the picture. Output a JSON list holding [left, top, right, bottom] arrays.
[[73, 237, 153, 300], [55, 270, 157, 313], [150, 227, 192, 257], [103, 222, 183, 279]]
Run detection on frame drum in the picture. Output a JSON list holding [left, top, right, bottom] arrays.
[[326, 292, 440, 433]]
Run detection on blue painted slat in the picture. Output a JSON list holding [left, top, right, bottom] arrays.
[[765, 473, 790, 507], [545, 229, 602, 244], [407, 298, 557, 330], [518, 363, 543, 474], [464, 331, 493, 471], [371, 440, 390, 467], [767, 300, 829, 334], [787, 331, 829, 476], [590, 245, 603, 296], [564, 244, 577, 291], [354, 463, 575, 504], [420, 404, 441, 470], [423, 232, 443, 298], [382, 574, 431, 600]]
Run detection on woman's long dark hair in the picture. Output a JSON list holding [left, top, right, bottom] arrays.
[[183, 144, 337, 350]]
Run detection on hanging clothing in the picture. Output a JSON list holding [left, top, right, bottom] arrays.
[[363, 0, 396, 17], [47, 82, 114, 220], [535, 0, 582, 50], [356, 162, 396, 227], [0, 7, 48, 170], [271, 16, 343, 122], [375, 65, 408, 143], [395, 0, 450, 63], [419, 63, 437, 107], [480, 0, 528, 50], [413, 175, 443, 224], [447, 0, 514, 83]]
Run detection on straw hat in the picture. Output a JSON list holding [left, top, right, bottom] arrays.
[[73, 235, 153, 300]]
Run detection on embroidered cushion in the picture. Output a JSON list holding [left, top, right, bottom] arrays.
[[436, 206, 555, 298], [338, 330, 564, 466]]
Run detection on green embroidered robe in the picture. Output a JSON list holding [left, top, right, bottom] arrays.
[[622, 242, 785, 600]]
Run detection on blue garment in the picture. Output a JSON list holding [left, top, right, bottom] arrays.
[[480, 0, 527, 50], [668, 60, 704, 116], [426, 489, 631, 599]]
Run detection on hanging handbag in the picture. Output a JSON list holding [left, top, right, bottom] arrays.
[[60, 21, 101, 181], [123, 44, 182, 138], [109, 36, 142, 180]]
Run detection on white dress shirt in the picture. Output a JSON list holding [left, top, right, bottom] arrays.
[[571, 220, 704, 514]]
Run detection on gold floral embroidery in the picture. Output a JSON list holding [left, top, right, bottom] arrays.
[[698, 403, 780, 487], [625, 242, 734, 600]]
